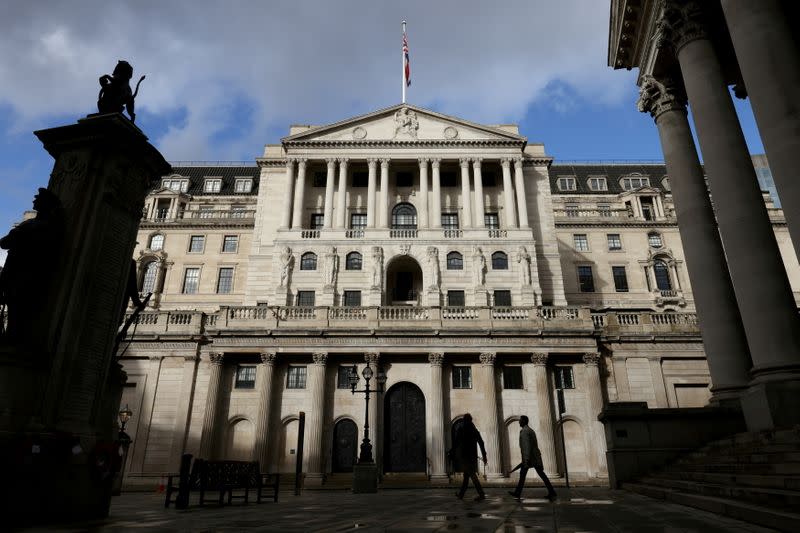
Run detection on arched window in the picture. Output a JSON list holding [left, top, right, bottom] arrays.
[[345, 252, 362, 270], [391, 203, 417, 229], [149, 233, 164, 251], [300, 252, 317, 271], [654, 259, 672, 290], [140, 261, 159, 294], [491, 251, 508, 270], [446, 251, 463, 270]]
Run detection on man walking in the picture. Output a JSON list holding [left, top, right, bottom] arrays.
[[509, 415, 557, 501], [450, 413, 488, 501]]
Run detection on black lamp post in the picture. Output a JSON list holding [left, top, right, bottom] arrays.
[[349, 363, 386, 464], [113, 404, 134, 496]]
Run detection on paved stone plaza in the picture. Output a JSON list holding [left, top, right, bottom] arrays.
[[26, 488, 777, 532]]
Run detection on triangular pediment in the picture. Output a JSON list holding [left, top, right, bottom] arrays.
[[282, 104, 526, 144]]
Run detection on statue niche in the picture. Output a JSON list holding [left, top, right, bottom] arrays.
[[97, 60, 145, 123]]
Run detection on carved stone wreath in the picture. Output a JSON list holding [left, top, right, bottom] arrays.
[[352, 127, 367, 140], [443, 126, 458, 139]]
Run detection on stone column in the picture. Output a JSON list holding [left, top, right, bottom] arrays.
[[253, 352, 277, 469], [638, 75, 751, 402], [472, 159, 486, 228], [305, 352, 328, 484], [281, 158, 295, 229], [721, 0, 800, 248], [335, 158, 348, 228], [427, 352, 447, 482], [291, 158, 307, 228], [364, 352, 381, 468], [501, 158, 518, 228], [431, 159, 442, 229], [479, 352, 502, 479], [379, 159, 390, 228], [367, 158, 378, 228], [323, 159, 336, 229], [129, 355, 164, 474], [169, 355, 199, 470], [530, 353, 558, 476], [199, 352, 225, 459], [514, 158, 529, 228], [418, 158, 430, 228], [583, 353, 607, 477], [459, 158, 473, 229], [663, 3, 800, 428]]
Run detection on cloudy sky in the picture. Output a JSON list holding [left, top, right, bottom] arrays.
[[0, 0, 764, 264]]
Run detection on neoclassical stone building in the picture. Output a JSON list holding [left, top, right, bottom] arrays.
[[118, 104, 794, 488]]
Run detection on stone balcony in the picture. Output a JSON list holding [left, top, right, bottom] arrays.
[[140, 209, 256, 227]]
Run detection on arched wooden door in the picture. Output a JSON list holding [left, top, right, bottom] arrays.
[[332, 419, 358, 473], [384, 382, 426, 472]]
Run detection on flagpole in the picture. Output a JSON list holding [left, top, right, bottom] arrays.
[[402, 20, 407, 104]]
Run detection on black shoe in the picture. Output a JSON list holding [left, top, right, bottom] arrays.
[[455, 492, 464, 500], [473, 494, 486, 502], [507, 491, 521, 499], [546, 492, 557, 502]]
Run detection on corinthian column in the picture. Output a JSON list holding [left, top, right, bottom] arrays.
[[459, 158, 473, 229], [479, 352, 502, 479], [583, 353, 607, 477], [305, 352, 328, 484], [379, 159, 390, 228], [199, 352, 225, 459], [367, 159, 378, 228], [253, 352, 277, 469], [530, 353, 558, 476], [323, 159, 336, 229], [514, 158, 529, 228], [427, 352, 447, 482], [472, 159, 485, 228], [291, 158, 307, 228], [500, 158, 517, 228], [335, 158, 348, 228], [418, 158, 430, 228], [280, 158, 295, 229], [431, 159, 442, 229]]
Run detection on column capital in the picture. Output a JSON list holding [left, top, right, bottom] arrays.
[[583, 352, 601, 366], [428, 352, 444, 366], [479, 352, 496, 366], [364, 352, 380, 365], [513, 157, 524, 169], [296, 157, 308, 166], [418, 157, 430, 165], [285, 156, 297, 164], [637, 75, 688, 120], [500, 157, 512, 168], [657, 1, 707, 53], [260, 352, 277, 365], [367, 158, 379, 167], [472, 158, 482, 168], [380, 158, 390, 167], [337, 157, 349, 165], [430, 158, 441, 169], [209, 352, 224, 365], [459, 158, 471, 168], [531, 352, 548, 366], [312, 352, 328, 365], [326, 158, 337, 167]]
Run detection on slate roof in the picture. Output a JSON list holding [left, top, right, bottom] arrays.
[[550, 163, 669, 195], [158, 165, 260, 195]]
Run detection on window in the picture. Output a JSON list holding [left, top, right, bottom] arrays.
[[482, 172, 497, 187], [199, 205, 214, 219], [203, 178, 222, 193], [640, 197, 655, 220], [621, 176, 650, 190], [343, 290, 362, 307], [491, 251, 508, 270], [565, 204, 579, 217], [140, 261, 158, 294], [231, 205, 247, 218], [312, 172, 327, 188], [149, 234, 164, 251], [452, 366, 472, 389], [352, 172, 368, 188], [503, 366, 523, 389], [162, 178, 188, 192], [447, 290, 465, 307], [654, 260, 672, 290], [392, 203, 417, 229], [217, 267, 234, 294], [310, 214, 325, 229], [577, 266, 595, 292], [597, 204, 612, 217], [189, 235, 205, 253], [182, 268, 200, 294], [395, 171, 413, 188], [345, 252, 362, 270], [350, 213, 367, 229], [222, 235, 239, 253], [234, 178, 252, 193], [441, 213, 459, 230], [337, 366, 353, 389], [287, 366, 307, 389], [612, 266, 629, 292], [296, 290, 315, 306], [557, 177, 577, 191], [554, 366, 575, 389], [235, 365, 256, 389], [300, 252, 317, 270], [648, 232, 663, 248], [440, 171, 458, 188], [484, 213, 499, 229], [573, 234, 589, 252], [588, 177, 608, 191], [446, 251, 463, 270], [493, 290, 512, 307], [661, 177, 671, 191], [607, 234, 622, 251]]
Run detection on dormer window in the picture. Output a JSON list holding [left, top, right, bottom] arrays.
[[557, 177, 576, 191], [203, 178, 222, 193], [621, 176, 650, 190], [234, 178, 252, 193], [587, 177, 608, 191], [162, 178, 189, 193]]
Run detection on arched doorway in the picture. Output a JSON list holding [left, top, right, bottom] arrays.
[[384, 382, 426, 472], [386, 256, 423, 304], [450, 417, 465, 473], [225, 418, 254, 461], [331, 419, 358, 473]]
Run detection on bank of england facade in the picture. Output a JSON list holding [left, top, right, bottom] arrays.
[[119, 104, 794, 488]]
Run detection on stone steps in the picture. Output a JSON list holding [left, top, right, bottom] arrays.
[[666, 461, 800, 475], [639, 475, 800, 508]]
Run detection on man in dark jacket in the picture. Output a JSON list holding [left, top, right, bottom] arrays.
[[450, 413, 488, 501], [508, 415, 557, 501]]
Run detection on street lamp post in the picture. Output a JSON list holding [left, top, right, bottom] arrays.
[[113, 404, 133, 496], [349, 363, 386, 492]]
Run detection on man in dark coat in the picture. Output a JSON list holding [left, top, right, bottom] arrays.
[[508, 415, 557, 501], [450, 413, 488, 501]]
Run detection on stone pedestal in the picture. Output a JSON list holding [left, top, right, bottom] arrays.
[[320, 285, 335, 306], [0, 113, 169, 524], [352, 463, 378, 493], [368, 287, 382, 306], [275, 285, 290, 307], [520, 286, 536, 307]]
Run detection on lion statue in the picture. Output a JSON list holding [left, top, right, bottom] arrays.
[[97, 60, 145, 123]]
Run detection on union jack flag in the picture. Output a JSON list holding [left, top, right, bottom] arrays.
[[403, 30, 411, 87]]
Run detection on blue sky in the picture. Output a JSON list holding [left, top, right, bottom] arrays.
[[0, 1, 765, 265]]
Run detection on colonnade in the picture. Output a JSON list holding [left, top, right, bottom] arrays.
[[280, 156, 530, 231]]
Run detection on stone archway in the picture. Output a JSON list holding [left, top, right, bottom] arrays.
[[383, 382, 426, 472], [331, 418, 358, 473], [385, 255, 423, 305]]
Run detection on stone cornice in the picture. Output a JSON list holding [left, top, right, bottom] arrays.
[[283, 139, 526, 149], [259, 155, 552, 167]]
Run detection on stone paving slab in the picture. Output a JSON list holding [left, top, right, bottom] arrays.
[[22, 488, 778, 532]]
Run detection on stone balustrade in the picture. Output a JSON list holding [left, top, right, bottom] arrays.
[[287, 227, 533, 242]]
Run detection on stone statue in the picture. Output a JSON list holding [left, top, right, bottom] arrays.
[[324, 246, 338, 287], [393, 107, 419, 139], [427, 246, 440, 289], [0, 188, 64, 342], [279, 246, 293, 287], [472, 246, 486, 286], [97, 60, 145, 123], [371, 246, 383, 288], [516, 246, 532, 286]]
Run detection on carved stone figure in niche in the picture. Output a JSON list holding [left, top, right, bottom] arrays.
[[324, 246, 339, 287], [516, 246, 532, 286], [97, 60, 146, 123], [0, 188, 64, 343], [279, 246, 293, 287], [472, 246, 486, 286], [371, 246, 383, 288], [393, 107, 419, 139], [427, 246, 440, 289]]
